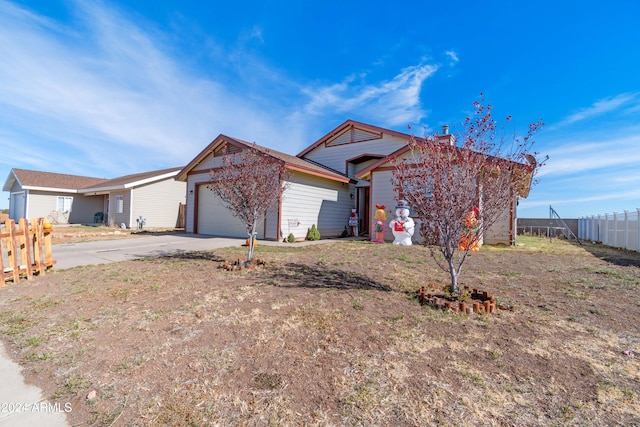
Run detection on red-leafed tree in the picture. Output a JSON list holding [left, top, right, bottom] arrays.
[[208, 144, 289, 261], [391, 98, 544, 294]]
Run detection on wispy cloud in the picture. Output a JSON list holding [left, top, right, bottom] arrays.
[[445, 50, 459, 64], [301, 63, 438, 127], [537, 132, 640, 178], [0, 0, 437, 178], [552, 92, 640, 129], [0, 0, 245, 174]]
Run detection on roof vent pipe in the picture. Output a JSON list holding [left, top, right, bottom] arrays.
[[441, 125, 449, 135]]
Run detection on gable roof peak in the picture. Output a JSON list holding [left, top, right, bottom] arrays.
[[296, 120, 414, 158], [176, 134, 351, 184]]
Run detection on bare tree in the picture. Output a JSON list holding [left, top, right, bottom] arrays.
[[392, 98, 544, 294], [208, 144, 289, 261]]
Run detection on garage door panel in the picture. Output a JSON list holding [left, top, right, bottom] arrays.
[[197, 186, 264, 238]]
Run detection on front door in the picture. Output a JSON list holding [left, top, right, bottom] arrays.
[[357, 187, 370, 236]]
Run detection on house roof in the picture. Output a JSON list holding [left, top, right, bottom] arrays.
[[296, 119, 415, 158], [355, 136, 536, 197], [176, 135, 352, 184], [3, 168, 108, 193], [80, 167, 183, 194]]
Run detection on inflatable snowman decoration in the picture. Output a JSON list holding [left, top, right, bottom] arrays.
[[389, 200, 415, 246]]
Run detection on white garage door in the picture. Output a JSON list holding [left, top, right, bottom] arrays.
[[11, 193, 25, 220], [197, 186, 264, 238]]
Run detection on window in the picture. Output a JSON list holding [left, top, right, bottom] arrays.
[[402, 176, 433, 201], [56, 196, 73, 212], [115, 195, 124, 214], [213, 143, 242, 157]]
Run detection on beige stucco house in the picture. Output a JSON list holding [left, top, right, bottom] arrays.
[[3, 167, 186, 229]]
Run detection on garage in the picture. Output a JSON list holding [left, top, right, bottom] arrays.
[[196, 185, 264, 238]]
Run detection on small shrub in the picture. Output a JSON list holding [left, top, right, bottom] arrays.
[[287, 233, 296, 243], [306, 224, 320, 241], [340, 227, 349, 238]]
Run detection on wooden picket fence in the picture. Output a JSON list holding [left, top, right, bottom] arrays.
[[1, 218, 56, 285]]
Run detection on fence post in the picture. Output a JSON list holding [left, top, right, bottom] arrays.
[[637, 208, 640, 252], [0, 223, 6, 286], [613, 212, 618, 247], [583, 216, 589, 240], [18, 218, 33, 280], [31, 218, 45, 276], [5, 219, 20, 283], [623, 210, 629, 250]]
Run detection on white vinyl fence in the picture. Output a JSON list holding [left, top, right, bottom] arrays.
[[578, 208, 640, 252]]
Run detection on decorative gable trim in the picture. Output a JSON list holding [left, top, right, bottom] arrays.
[[297, 120, 413, 157], [326, 124, 383, 147]]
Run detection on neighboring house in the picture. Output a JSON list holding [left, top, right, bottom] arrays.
[[3, 167, 186, 228], [80, 167, 186, 229], [3, 169, 108, 224], [176, 135, 352, 240], [181, 120, 534, 245]]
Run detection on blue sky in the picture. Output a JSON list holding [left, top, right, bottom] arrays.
[[1, 0, 639, 218]]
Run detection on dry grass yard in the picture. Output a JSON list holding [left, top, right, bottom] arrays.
[[0, 235, 639, 426]]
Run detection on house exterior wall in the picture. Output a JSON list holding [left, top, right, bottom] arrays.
[[281, 171, 351, 239], [302, 135, 407, 176], [483, 201, 513, 245], [20, 191, 101, 224], [264, 209, 279, 240], [370, 168, 515, 245], [109, 190, 131, 228], [17, 191, 56, 221], [7, 180, 22, 193], [131, 179, 186, 228], [349, 159, 378, 187], [370, 170, 401, 242]]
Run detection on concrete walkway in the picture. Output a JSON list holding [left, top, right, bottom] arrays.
[[0, 342, 69, 426], [0, 233, 348, 426]]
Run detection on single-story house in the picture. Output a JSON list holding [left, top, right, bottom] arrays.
[[179, 120, 533, 244], [3, 167, 186, 228]]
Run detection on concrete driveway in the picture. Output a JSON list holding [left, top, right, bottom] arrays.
[[53, 233, 344, 269], [53, 234, 249, 269]]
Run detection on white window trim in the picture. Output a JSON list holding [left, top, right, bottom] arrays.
[[115, 195, 124, 214], [56, 196, 73, 212]]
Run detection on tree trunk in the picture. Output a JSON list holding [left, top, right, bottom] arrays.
[[448, 256, 459, 294], [445, 237, 459, 294], [247, 218, 257, 261]]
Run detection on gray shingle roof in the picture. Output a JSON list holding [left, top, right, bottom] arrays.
[[7, 168, 108, 191]]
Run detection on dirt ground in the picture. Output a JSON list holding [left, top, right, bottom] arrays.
[[46, 225, 162, 245], [0, 233, 639, 426]]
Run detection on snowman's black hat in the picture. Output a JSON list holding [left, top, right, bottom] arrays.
[[395, 200, 410, 210]]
